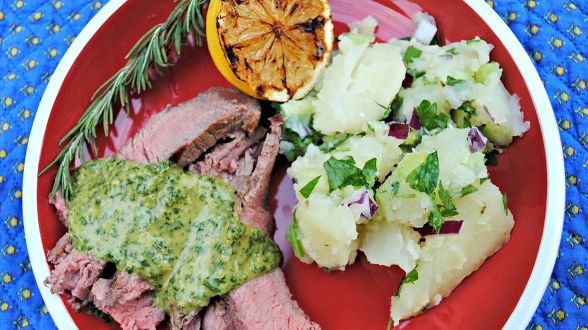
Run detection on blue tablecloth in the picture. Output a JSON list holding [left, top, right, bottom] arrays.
[[0, 0, 585, 329]]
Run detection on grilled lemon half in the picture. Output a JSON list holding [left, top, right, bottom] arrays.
[[206, 0, 334, 102]]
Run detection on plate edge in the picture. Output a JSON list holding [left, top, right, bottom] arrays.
[[23, 1, 127, 329], [461, 0, 566, 329], [22, 0, 566, 329]]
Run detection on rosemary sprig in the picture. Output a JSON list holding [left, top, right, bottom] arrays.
[[41, 0, 209, 201]]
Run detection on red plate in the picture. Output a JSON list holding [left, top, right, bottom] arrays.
[[24, 0, 562, 329]]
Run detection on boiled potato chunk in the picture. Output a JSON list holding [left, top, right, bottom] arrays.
[[296, 193, 359, 269], [359, 220, 422, 272], [390, 179, 514, 325]]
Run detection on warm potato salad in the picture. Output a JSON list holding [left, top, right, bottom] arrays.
[[279, 14, 527, 325]]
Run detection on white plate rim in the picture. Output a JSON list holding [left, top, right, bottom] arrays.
[[22, 0, 565, 329]]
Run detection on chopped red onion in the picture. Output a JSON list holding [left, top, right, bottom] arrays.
[[346, 190, 379, 220], [467, 127, 488, 152], [411, 12, 438, 45], [409, 110, 421, 130], [418, 220, 463, 236], [402, 74, 414, 88], [388, 123, 410, 140]]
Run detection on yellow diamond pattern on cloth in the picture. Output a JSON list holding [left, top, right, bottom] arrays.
[[0, 0, 585, 329]]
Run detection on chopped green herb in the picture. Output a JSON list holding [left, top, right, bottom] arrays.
[[376, 100, 392, 118], [388, 181, 400, 195], [367, 123, 375, 133], [323, 157, 362, 192], [287, 213, 305, 259], [407, 69, 425, 78], [485, 150, 499, 166], [299, 176, 321, 199], [446, 47, 458, 55], [400, 193, 417, 199], [460, 101, 477, 115], [428, 202, 444, 233], [438, 182, 458, 216], [441, 208, 459, 217], [395, 268, 419, 296], [480, 177, 489, 184], [323, 156, 377, 191], [406, 151, 440, 195], [319, 134, 350, 153], [502, 193, 508, 215], [324, 267, 335, 273], [389, 95, 404, 119], [460, 184, 479, 197], [446, 75, 465, 86], [281, 127, 322, 162], [415, 100, 448, 131], [403, 46, 423, 65], [467, 39, 481, 44], [362, 158, 378, 188]]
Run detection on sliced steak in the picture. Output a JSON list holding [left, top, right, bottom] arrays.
[[190, 127, 267, 180], [49, 190, 68, 226], [237, 115, 283, 233], [47, 233, 74, 265], [117, 87, 261, 166], [202, 269, 318, 330], [203, 115, 319, 330], [47, 88, 316, 329], [169, 307, 201, 330], [45, 235, 106, 303], [91, 272, 164, 330]]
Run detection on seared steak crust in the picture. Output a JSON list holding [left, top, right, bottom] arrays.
[[117, 87, 261, 167]]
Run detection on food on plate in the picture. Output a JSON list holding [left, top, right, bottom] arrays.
[[206, 0, 334, 102], [45, 87, 318, 329], [281, 14, 528, 325]]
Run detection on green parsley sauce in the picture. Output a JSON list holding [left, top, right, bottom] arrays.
[[67, 158, 280, 313]]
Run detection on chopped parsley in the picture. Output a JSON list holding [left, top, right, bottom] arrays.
[[485, 150, 499, 166], [480, 177, 489, 184], [428, 202, 444, 233], [389, 95, 404, 120], [286, 212, 305, 259], [467, 39, 481, 44], [406, 151, 440, 195], [362, 158, 378, 187], [400, 193, 417, 199], [323, 156, 378, 192], [415, 100, 448, 131], [387, 181, 400, 195], [281, 127, 322, 162], [446, 47, 458, 55], [502, 193, 508, 214], [395, 268, 419, 296], [446, 75, 465, 86], [438, 182, 458, 217], [403, 46, 423, 65], [460, 184, 479, 197], [299, 176, 321, 199]]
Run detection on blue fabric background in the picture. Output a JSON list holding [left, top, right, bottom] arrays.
[[0, 0, 585, 329]]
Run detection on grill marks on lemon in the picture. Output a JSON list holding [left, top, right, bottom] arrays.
[[211, 0, 333, 102]]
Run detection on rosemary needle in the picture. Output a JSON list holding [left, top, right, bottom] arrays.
[[40, 0, 209, 202]]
